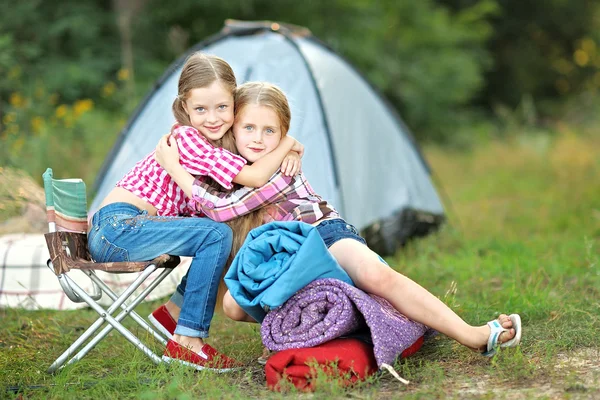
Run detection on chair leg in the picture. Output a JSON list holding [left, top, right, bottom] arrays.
[[84, 268, 174, 345], [47, 262, 102, 303], [69, 268, 176, 364], [48, 266, 162, 373]]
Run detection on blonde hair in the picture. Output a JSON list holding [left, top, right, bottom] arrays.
[[234, 81, 291, 136], [213, 82, 293, 307], [172, 52, 237, 128]]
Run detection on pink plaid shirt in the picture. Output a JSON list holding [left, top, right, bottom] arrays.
[[190, 171, 339, 224], [117, 125, 247, 216]]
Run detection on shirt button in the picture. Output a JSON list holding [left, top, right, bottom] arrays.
[[206, 202, 215, 209]]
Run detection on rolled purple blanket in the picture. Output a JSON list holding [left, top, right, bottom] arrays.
[[261, 278, 428, 367]]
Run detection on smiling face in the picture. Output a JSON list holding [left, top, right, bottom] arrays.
[[182, 80, 234, 142], [233, 104, 282, 163]]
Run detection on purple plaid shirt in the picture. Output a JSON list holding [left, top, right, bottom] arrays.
[[189, 171, 339, 224]]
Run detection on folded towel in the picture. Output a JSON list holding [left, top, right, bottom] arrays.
[[225, 222, 353, 322], [261, 278, 428, 367], [265, 338, 378, 392]]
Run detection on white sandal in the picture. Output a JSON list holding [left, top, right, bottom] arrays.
[[482, 314, 522, 357]]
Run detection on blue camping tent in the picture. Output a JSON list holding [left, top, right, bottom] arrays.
[[91, 20, 444, 255]]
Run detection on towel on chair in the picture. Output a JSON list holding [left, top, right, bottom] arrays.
[[261, 278, 428, 368], [225, 221, 353, 323]]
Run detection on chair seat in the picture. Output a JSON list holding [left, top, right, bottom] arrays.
[[44, 231, 180, 275], [68, 253, 180, 273]]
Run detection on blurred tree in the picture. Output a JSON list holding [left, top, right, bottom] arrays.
[[0, 0, 119, 101], [3, 0, 598, 151], [0, 0, 130, 181], [326, 0, 498, 141], [438, 0, 600, 109], [132, 0, 497, 140], [112, 0, 149, 106]]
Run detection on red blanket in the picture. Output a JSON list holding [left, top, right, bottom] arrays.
[[265, 336, 424, 392]]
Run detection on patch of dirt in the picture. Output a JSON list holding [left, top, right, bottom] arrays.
[[452, 348, 600, 399], [371, 348, 600, 399]]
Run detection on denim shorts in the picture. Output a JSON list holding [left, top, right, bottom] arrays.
[[316, 218, 389, 265], [315, 218, 367, 248]]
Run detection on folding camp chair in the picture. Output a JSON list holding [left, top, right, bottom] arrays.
[[42, 168, 180, 373]]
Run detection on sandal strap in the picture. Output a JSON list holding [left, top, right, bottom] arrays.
[[482, 319, 507, 357]]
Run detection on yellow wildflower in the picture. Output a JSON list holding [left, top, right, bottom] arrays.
[[31, 116, 44, 134], [117, 68, 130, 81], [9, 92, 25, 108], [102, 82, 116, 97], [12, 137, 25, 152], [552, 58, 573, 75], [580, 38, 596, 56], [73, 99, 94, 118], [2, 112, 16, 125], [55, 104, 68, 119], [574, 49, 589, 67]]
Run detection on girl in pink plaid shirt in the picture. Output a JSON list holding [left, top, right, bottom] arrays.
[[89, 54, 305, 372], [155, 81, 523, 359]]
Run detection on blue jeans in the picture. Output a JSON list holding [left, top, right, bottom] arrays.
[[88, 202, 232, 338]]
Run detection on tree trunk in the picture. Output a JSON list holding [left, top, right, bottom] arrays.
[[112, 0, 147, 109]]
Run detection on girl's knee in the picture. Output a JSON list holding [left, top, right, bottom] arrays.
[[213, 223, 233, 243], [222, 292, 246, 321], [200, 223, 233, 251]]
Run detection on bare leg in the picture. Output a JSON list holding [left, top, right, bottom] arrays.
[[222, 290, 256, 323], [164, 300, 181, 321], [328, 239, 516, 351], [162, 241, 515, 351], [160, 301, 206, 352], [161, 295, 254, 351], [172, 335, 205, 352]]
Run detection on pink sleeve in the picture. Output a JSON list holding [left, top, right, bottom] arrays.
[[189, 172, 291, 222], [174, 126, 247, 189]]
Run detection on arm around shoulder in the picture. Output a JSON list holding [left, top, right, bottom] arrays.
[[232, 136, 298, 187]]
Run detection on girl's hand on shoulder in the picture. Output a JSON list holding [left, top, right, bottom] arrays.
[[281, 150, 302, 177], [284, 135, 304, 157], [155, 133, 180, 172], [289, 136, 305, 158]]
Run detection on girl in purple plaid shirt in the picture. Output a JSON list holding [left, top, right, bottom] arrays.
[[154, 82, 522, 360]]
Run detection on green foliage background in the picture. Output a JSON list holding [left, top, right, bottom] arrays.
[[1, 0, 599, 183]]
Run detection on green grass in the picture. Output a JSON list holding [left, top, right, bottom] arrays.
[[1, 132, 599, 399]]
